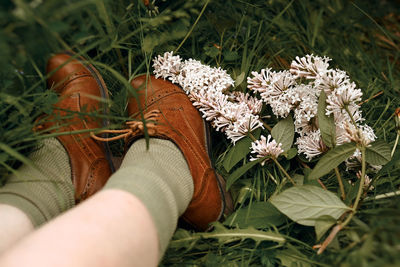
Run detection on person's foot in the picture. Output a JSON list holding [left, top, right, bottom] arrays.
[[38, 52, 114, 202], [127, 75, 232, 231]]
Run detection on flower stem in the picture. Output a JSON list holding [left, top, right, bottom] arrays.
[[272, 158, 296, 186], [391, 133, 399, 157], [353, 146, 366, 210], [344, 105, 358, 127], [316, 146, 366, 254], [262, 121, 273, 132], [248, 132, 257, 141], [334, 167, 346, 200]]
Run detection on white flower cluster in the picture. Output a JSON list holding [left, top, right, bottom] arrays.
[[153, 52, 264, 144], [248, 54, 377, 166], [153, 52, 377, 171], [250, 135, 284, 165]]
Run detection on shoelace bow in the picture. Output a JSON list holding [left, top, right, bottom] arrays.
[[90, 109, 161, 142]]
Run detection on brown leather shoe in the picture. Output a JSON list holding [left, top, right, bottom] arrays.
[[128, 75, 232, 231], [39, 52, 114, 203]]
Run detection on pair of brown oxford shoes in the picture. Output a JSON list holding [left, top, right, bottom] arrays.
[[41, 52, 232, 231]]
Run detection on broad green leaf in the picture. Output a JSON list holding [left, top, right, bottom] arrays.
[[223, 128, 261, 172], [378, 148, 400, 175], [285, 147, 297, 159], [317, 91, 336, 148], [226, 158, 264, 189], [314, 215, 336, 241], [169, 222, 285, 248], [223, 137, 252, 172], [365, 140, 391, 165], [225, 202, 285, 228], [309, 142, 357, 180], [270, 185, 351, 226], [271, 115, 294, 152]]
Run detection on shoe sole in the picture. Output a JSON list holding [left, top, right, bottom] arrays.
[[64, 51, 116, 173]]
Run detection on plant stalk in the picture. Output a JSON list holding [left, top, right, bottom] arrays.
[[248, 132, 257, 141], [273, 158, 296, 185], [344, 105, 358, 127], [391, 133, 399, 157], [262, 122, 273, 132], [317, 146, 366, 254], [334, 167, 346, 200]]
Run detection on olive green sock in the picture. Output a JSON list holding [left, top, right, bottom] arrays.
[[103, 138, 194, 258], [0, 138, 75, 227]]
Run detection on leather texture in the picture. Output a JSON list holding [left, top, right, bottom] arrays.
[[42, 53, 113, 202], [128, 75, 231, 231]]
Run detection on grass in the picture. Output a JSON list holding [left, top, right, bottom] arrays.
[[1, 0, 400, 266]]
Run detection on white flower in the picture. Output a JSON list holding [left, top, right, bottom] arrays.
[[292, 84, 319, 134], [290, 54, 331, 79], [152, 51, 182, 83], [211, 103, 247, 132], [225, 113, 264, 144], [260, 70, 297, 100], [269, 93, 294, 118], [248, 70, 298, 118], [247, 68, 276, 93], [356, 171, 374, 190], [326, 82, 363, 115], [190, 89, 229, 122], [344, 122, 376, 146], [315, 69, 351, 95], [177, 58, 234, 94], [250, 135, 284, 165], [335, 122, 350, 145], [296, 130, 328, 160], [230, 92, 263, 115]]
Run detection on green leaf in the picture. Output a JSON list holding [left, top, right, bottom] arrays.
[[317, 91, 336, 148], [226, 158, 264, 189], [378, 148, 400, 175], [314, 215, 336, 241], [225, 202, 286, 228], [270, 185, 350, 226], [234, 71, 246, 87], [271, 115, 294, 152], [309, 142, 357, 180], [365, 140, 391, 165], [223, 137, 252, 172], [285, 147, 297, 159], [223, 128, 261, 172], [202, 223, 285, 244], [169, 222, 285, 248]]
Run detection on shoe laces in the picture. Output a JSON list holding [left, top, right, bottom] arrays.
[[90, 109, 161, 142]]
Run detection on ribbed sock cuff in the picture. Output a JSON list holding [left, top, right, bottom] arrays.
[[103, 138, 194, 258], [0, 138, 75, 227]]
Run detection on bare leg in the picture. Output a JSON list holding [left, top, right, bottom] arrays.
[[0, 205, 34, 254], [0, 190, 159, 267]]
